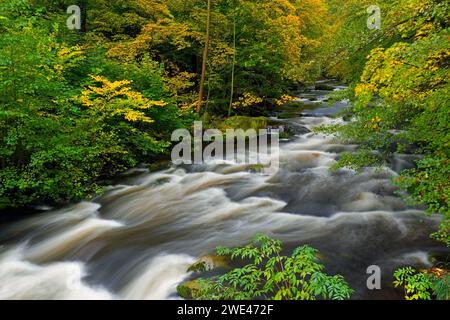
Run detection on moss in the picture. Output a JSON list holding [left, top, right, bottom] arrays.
[[277, 101, 304, 111], [277, 112, 299, 119], [219, 116, 268, 132], [177, 280, 207, 299], [147, 160, 171, 172]]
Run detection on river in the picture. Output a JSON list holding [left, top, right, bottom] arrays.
[[0, 81, 447, 300]]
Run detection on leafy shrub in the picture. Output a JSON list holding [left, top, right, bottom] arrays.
[[395, 156, 450, 246], [188, 234, 353, 300], [394, 267, 450, 300]]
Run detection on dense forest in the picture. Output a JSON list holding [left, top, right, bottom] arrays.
[[0, 0, 449, 300]]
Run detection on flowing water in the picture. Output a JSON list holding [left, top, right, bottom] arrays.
[[0, 82, 447, 300]]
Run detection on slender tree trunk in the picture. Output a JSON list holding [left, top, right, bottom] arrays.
[[77, 0, 87, 34], [228, 13, 237, 117], [205, 64, 212, 113], [197, 0, 212, 113]]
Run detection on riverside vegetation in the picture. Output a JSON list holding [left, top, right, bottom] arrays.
[[0, 0, 449, 300]]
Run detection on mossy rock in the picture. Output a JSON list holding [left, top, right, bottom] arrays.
[[219, 116, 268, 132], [277, 112, 299, 119], [187, 255, 228, 272], [177, 280, 207, 299], [147, 160, 171, 172], [278, 101, 304, 111]]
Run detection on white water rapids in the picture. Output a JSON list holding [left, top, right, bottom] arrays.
[[0, 83, 446, 300]]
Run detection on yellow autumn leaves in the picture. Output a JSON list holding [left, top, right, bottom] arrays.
[[368, 115, 382, 131], [54, 45, 86, 76], [274, 94, 297, 106], [80, 75, 166, 123], [355, 40, 449, 109], [230, 93, 297, 110], [231, 92, 263, 109]]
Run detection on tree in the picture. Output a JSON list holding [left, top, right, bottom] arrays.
[[76, 0, 87, 34], [0, 0, 194, 209], [197, 0, 212, 112], [227, 6, 236, 116]]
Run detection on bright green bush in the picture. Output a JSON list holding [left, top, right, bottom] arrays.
[[189, 234, 353, 300], [394, 267, 450, 300]]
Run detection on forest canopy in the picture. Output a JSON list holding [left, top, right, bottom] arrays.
[[0, 0, 332, 209]]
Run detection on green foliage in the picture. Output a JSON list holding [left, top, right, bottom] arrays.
[[218, 116, 268, 132], [0, 0, 193, 209], [323, 0, 449, 81], [433, 274, 450, 300], [395, 157, 450, 246], [394, 267, 450, 300], [320, 0, 450, 245], [90, 0, 330, 114], [189, 234, 353, 300], [0, 0, 331, 209], [331, 150, 382, 172]]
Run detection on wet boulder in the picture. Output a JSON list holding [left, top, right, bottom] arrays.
[[187, 255, 228, 272]]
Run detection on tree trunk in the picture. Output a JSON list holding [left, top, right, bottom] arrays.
[[77, 0, 88, 34], [197, 0, 212, 113], [228, 13, 237, 117]]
